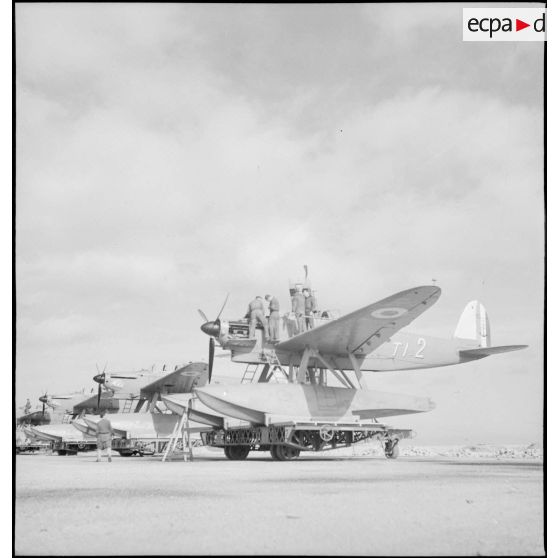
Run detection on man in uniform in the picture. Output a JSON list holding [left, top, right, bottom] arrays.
[[96, 410, 114, 462], [265, 294, 281, 342], [246, 296, 269, 340], [303, 288, 317, 330], [291, 284, 306, 334]]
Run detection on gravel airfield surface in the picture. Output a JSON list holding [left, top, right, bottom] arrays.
[[15, 447, 544, 556]]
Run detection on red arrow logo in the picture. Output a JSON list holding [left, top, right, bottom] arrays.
[[516, 19, 530, 31]]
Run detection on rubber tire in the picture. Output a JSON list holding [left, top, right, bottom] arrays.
[[227, 446, 250, 460], [385, 443, 400, 459], [56, 450, 67, 456], [270, 445, 280, 460], [274, 445, 300, 461], [117, 450, 134, 457]]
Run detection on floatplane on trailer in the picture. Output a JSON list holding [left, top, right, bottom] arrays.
[[176, 270, 526, 461]]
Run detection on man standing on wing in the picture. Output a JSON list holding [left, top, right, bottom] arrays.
[[246, 295, 269, 341], [265, 294, 281, 342], [291, 284, 306, 334], [303, 288, 317, 330]]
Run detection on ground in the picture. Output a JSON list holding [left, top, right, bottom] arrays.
[[15, 446, 544, 556]]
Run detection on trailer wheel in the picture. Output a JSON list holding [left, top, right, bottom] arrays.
[[385, 440, 400, 459], [56, 450, 67, 456], [274, 445, 300, 461], [270, 445, 280, 460], [319, 425, 334, 442], [117, 450, 134, 457], [225, 446, 250, 460]]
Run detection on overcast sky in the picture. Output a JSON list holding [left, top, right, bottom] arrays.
[[16, 3, 544, 443]]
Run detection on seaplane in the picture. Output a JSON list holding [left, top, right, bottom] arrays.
[[16, 391, 98, 426], [91, 361, 209, 412], [16, 390, 119, 454], [189, 273, 527, 460], [72, 362, 211, 455]]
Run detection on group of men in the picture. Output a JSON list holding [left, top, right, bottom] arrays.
[[246, 285, 317, 342]]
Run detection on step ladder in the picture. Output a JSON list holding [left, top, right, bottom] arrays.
[[122, 399, 134, 413], [162, 411, 193, 462], [241, 363, 260, 384], [264, 351, 289, 383]]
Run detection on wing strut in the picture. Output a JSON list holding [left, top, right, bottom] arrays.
[[347, 352, 367, 390], [147, 392, 159, 413], [297, 348, 312, 383], [330, 358, 356, 389], [294, 347, 355, 389]]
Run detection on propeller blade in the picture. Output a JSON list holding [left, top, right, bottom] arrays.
[[97, 374, 103, 409], [215, 293, 229, 321], [208, 337, 215, 383], [198, 309, 209, 322]]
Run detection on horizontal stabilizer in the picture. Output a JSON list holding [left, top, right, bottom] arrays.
[[459, 345, 527, 359]]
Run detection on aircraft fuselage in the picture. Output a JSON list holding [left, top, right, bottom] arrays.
[[220, 324, 478, 371]]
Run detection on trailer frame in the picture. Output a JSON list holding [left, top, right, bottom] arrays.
[[52, 440, 98, 455], [200, 420, 415, 460]]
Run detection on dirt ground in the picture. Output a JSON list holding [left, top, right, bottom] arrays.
[[15, 447, 544, 556]]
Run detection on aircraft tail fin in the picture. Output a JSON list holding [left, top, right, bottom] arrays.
[[453, 300, 491, 348]]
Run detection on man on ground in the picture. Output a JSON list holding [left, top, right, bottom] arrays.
[[96, 410, 114, 463]]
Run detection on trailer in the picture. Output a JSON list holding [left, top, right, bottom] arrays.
[[112, 438, 165, 457], [52, 439, 98, 455], [200, 420, 415, 461], [113, 437, 204, 457], [15, 442, 50, 454]]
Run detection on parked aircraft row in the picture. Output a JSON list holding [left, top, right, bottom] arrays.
[[16, 267, 527, 459]]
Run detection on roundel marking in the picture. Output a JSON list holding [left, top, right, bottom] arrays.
[[371, 307, 408, 319]]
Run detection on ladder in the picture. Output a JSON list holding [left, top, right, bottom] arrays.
[[122, 399, 134, 413], [162, 411, 193, 462], [241, 352, 289, 384], [241, 363, 260, 384], [264, 351, 289, 383]]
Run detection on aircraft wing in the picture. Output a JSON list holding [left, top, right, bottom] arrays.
[[275, 286, 441, 356], [139, 362, 209, 396]]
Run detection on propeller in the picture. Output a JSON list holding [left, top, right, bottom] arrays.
[[199, 293, 229, 383], [208, 338, 215, 383], [93, 363, 108, 409]]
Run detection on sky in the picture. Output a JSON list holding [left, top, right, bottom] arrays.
[[15, 3, 544, 444]]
